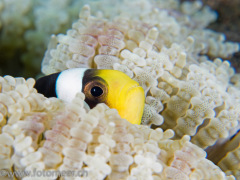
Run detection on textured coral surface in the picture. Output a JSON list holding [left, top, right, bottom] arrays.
[[0, 0, 240, 179]]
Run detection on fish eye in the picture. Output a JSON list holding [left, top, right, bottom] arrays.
[[91, 86, 103, 97], [83, 80, 107, 101]]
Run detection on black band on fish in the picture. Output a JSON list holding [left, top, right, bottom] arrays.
[[34, 72, 60, 98]]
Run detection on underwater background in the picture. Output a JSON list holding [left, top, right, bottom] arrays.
[[0, 0, 239, 78]]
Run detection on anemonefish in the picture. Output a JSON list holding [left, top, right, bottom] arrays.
[[34, 68, 145, 124]]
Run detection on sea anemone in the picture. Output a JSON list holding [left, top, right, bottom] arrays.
[[0, 0, 239, 179]]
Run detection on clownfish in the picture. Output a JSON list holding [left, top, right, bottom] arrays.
[[34, 68, 145, 124]]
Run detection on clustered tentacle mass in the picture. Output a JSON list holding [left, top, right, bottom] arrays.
[[0, 76, 237, 179], [0, 0, 240, 179]]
